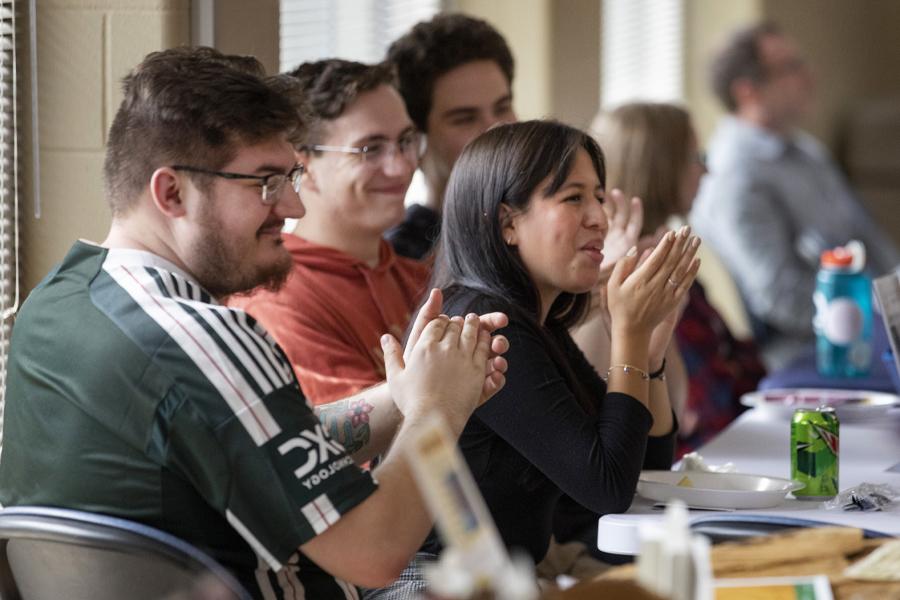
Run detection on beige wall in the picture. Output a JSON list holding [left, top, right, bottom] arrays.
[[683, 0, 900, 149], [764, 0, 900, 149], [550, 0, 600, 129], [22, 0, 281, 295], [683, 0, 762, 143], [455, 0, 600, 128], [456, 0, 552, 121], [213, 0, 279, 75], [24, 0, 189, 293]]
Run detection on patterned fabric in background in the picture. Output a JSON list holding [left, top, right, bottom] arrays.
[[675, 282, 767, 457]]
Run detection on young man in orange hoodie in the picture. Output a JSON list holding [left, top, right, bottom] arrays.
[[232, 60, 429, 407]]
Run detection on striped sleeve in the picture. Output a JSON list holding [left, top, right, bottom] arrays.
[[100, 260, 377, 573]]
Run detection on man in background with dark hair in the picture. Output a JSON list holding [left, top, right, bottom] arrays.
[[0, 47, 508, 599], [385, 13, 517, 259], [691, 21, 899, 368], [232, 59, 430, 406]]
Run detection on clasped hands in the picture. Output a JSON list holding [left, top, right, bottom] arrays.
[[381, 288, 509, 427]]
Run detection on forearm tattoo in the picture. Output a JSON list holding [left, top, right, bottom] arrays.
[[316, 397, 374, 455]]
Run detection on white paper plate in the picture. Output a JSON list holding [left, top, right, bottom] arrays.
[[636, 470, 803, 510], [740, 388, 900, 421]]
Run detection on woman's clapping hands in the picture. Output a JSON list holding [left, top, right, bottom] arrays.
[[606, 225, 701, 344]]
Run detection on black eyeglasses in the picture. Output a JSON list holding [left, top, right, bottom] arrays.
[[171, 164, 304, 205]]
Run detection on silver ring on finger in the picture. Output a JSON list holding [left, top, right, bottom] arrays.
[[667, 277, 679, 287]]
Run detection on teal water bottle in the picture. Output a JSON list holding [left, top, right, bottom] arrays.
[[812, 242, 872, 377]]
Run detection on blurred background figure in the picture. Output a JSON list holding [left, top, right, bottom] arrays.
[[592, 102, 767, 456], [385, 13, 517, 260], [690, 21, 900, 370]]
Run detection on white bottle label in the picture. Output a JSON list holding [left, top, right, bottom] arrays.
[[823, 297, 863, 345]]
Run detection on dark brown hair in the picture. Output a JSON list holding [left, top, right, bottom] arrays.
[[710, 21, 781, 112], [386, 13, 514, 131], [285, 59, 396, 146], [103, 46, 301, 215]]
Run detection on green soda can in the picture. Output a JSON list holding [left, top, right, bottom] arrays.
[[791, 407, 840, 499]]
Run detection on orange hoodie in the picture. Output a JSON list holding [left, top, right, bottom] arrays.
[[230, 233, 430, 405]]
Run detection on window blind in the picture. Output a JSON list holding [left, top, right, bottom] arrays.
[[279, 0, 441, 71], [601, 0, 683, 107], [0, 0, 21, 451]]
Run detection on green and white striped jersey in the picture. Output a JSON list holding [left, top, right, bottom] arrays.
[[0, 242, 377, 599]]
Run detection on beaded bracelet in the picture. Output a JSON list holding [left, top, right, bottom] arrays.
[[649, 358, 667, 381], [605, 364, 649, 381]]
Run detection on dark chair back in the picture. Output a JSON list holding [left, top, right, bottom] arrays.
[[0, 506, 252, 600]]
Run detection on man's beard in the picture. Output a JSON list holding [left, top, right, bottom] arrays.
[[189, 221, 292, 300]]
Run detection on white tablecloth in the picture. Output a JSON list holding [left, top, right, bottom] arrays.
[[597, 407, 900, 554]]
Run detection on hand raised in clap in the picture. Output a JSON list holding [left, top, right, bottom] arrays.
[[648, 269, 693, 369], [606, 225, 701, 344], [383, 289, 509, 429], [596, 189, 666, 286]]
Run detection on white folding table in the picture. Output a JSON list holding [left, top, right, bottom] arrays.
[[597, 407, 900, 555]]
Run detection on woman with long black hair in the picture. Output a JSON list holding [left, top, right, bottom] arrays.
[[366, 119, 700, 597]]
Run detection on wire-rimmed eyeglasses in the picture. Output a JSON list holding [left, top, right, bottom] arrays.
[[171, 163, 305, 205], [304, 130, 426, 167]]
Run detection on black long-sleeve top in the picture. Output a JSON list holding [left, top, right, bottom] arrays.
[[421, 289, 675, 562]]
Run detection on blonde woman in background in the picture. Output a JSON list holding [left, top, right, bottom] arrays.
[[590, 102, 766, 455]]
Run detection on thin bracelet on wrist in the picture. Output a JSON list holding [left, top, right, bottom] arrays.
[[605, 363, 649, 381], [649, 358, 667, 381]]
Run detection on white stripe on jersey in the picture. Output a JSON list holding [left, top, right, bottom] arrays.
[[300, 494, 341, 535], [224, 305, 295, 385], [236, 310, 295, 383], [226, 510, 283, 572], [154, 270, 291, 395], [105, 262, 282, 445]]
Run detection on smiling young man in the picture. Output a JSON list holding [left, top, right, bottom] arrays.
[[231, 60, 431, 406], [0, 47, 509, 600], [384, 13, 517, 259]]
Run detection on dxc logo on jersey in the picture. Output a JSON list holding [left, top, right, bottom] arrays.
[[277, 424, 346, 482]]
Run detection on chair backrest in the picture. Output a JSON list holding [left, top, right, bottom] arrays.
[[0, 506, 253, 600]]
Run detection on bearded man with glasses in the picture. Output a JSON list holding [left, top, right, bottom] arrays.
[[231, 60, 432, 408], [0, 47, 510, 599]]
